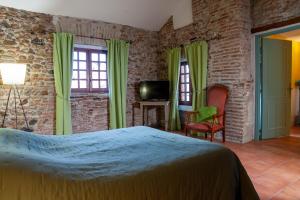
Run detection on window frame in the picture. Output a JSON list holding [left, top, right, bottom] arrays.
[[179, 61, 192, 106], [72, 47, 108, 94]]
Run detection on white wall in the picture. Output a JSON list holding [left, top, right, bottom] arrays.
[[172, 0, 193, 30]]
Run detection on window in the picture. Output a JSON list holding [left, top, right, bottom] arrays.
[[179, 61, 192, 105], [72, 48, 108, 93]]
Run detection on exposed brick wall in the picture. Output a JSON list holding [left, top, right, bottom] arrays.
[[252, 0, 300, 29], [159, 0, 300, 143], [0, 6, 160, 134], [159, 0, 253, 143]]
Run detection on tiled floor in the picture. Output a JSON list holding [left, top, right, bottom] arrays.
[[224, 128, 300, 200]]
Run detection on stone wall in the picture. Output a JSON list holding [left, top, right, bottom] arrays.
[[159, 0, 253, 143], [0, 6, 161, 134], [71, 94, 109, 132], [0, 6, 55, 134], [252, 0, 300, 29]]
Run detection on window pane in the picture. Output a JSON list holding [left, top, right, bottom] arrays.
[[181, 84, 185, 92], [71, 80, 78, 89], [79, 52, 86, 60], [73, 52, 78, 60], [181, 93, 185, 101], [100, 81, 107, 88], [92, 62, 99, 70], [72, 71, 78, 79], [72, 49, 108, 93], [79, 71, 86, 79], [100, 54, 106, 62], [100, 63, 106, 70], [181, 65, 185, 72], [186, 85, 190, 92], [80, 80, 87, 88], [100, 72, 106, 79], [73, 61, 78, 69], [179, 62, 191, 105], [92, 81, 99, 88], [181, 75, 185, 83], [92, 72, 99, 79], [186, 75, 189, 82], [79, 61, 86, 70], [91, 53, 99, 61], [185, 76, 189, 83]]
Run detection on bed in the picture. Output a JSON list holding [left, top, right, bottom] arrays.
[[0, 126, 259, 200]]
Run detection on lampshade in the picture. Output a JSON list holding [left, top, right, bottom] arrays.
[[0, 63, 27, 85]]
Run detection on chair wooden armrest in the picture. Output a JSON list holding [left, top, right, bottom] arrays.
[[191, 113, 225, 128], [209, 113, 224, 126], [213, 113, 224, 118]]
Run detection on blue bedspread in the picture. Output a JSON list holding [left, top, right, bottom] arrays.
[[0, 126, 222, 180], [0, 126, 259, 200]]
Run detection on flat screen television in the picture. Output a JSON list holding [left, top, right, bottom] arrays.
[[139, 81, 169, 101]]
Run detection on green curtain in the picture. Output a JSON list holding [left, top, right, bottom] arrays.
[[107, 39, 129, 129], [53, 33, 74, 135], [167, 48, 181, 130], [185, 41, 208, 112]]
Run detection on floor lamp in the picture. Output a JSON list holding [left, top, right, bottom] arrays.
[[0, 63, 30, 130]]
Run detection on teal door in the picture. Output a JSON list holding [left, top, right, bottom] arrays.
[[262, 38, 292, 139]]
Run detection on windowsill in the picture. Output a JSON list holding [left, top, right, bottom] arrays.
[[178, 105, 193, 111], [71, 92, 109, 99]]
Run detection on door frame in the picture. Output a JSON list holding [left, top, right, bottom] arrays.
[[254, 23, 300, 140]]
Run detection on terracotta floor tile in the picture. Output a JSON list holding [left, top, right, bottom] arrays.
[[252, 181, 277, 200], [271, 178, 300, 200], [253, 175, 290, 195], [276, 160, 300, 178], [243, 160, 274, 178]]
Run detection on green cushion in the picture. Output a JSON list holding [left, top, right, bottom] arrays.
[[196, 106, 217, 123]]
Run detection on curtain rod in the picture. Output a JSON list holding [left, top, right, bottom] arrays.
[[190, 33, 222, 42], [75, 34, 132, 44]]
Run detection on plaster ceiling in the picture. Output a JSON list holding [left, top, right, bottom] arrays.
[[0, 0, 193, 31], [269, 29, 300, 42]]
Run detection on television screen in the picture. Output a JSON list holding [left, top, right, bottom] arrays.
[[139, 81, 169, 101]]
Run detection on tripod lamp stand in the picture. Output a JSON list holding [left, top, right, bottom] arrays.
[[0, 63, 30, 130]]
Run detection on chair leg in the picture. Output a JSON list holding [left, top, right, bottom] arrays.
[[185, 127, 188, 136], [205, 133, 208, 139], [222, 130, 225, 143], [210, 132, 214, 142]]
